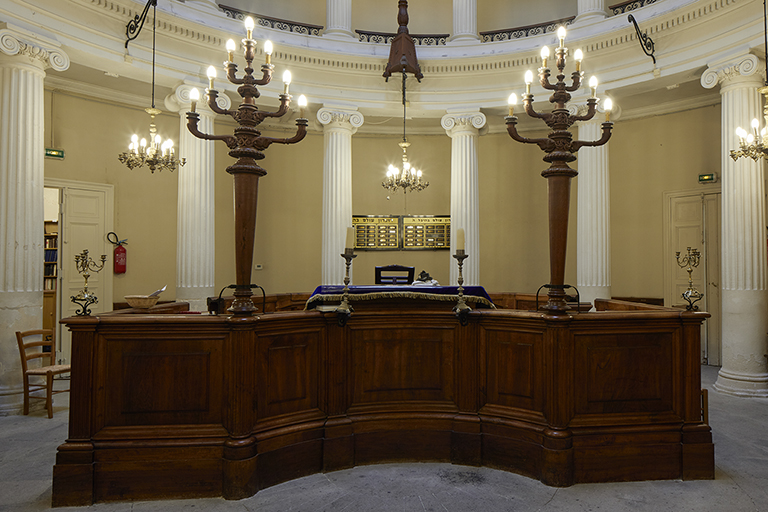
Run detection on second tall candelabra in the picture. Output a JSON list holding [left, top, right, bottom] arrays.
[[505, 27, 613, 314], [186, 17, 307, 316]]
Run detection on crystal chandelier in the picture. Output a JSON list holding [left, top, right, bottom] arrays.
[[118, 0, 185, 173], [382, 68, 428, 194]]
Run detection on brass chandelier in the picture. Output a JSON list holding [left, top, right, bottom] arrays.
[[730, 0, 768, 162], [118, 0, 185, 173], [382, 67, 428, 195]]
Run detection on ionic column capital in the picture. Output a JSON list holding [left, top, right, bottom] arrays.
[[317, 105, 364, 133], [701, 53, 762, 90], [441, 110, 486, 136], [165, 83, 231, 114], [0, 23, 69, 71]]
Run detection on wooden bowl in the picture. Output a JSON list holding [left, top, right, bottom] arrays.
[[124, 295, 159, 309]]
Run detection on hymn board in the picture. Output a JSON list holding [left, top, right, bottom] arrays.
[[352, 215, 450, 250]]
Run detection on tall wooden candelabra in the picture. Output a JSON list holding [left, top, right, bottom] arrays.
[[186, 20, 307, 316], [505, 29, 613, 314]]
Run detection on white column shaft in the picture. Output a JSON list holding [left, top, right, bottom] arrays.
[[575, 0, 608, 23], [702, 54, 768, 397], [577, 119, 611, 306], [0, 26, 69, 414], [318, 107, 363, 285], [452, 0, 478, 42], [325, 0, 355, 39], [442, 112, 485, 286], [176, 111, 215, 311]]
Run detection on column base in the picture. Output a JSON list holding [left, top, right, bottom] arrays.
[[176, 286, 215, 313], [714, 368, 768, 397], [577, 285, 611, 310], [0, 291, 43, 415]]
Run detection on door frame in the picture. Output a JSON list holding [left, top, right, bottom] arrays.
[[44, 178, 114, 359]]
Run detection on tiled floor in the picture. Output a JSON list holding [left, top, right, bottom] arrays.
[[1, 365, 766, 511]]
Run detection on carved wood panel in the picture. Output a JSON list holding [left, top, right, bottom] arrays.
[[573, 331, 675, 415], [350, 327, 455, 405], [483, 328, 543, 411], [257, 330, 321, 419]]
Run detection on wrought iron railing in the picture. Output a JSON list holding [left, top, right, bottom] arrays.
[[609, 0, 659, 15], [480, 17, 575, 43], [219, 5, 323, 36], [355, 30, 449, 46]]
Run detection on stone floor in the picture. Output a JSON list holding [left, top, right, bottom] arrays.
[[1, 365, 766, 511]]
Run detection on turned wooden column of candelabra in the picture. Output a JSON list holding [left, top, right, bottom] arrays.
[[506, 30, 613, 314], [186, 24, 307, 316]]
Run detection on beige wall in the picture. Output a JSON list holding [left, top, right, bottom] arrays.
[[43, 90, 721, 304]]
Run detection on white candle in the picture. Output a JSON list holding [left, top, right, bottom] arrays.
[[345, 227, 354, 250], [456, 228, 465, 252]]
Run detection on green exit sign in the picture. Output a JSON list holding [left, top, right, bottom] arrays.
[[45, 148, 65, 159], [698, 173, 717, 184]]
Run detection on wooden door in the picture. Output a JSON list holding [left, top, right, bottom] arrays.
[[663, 190, 721, 365], [45, 179, 114, 364]]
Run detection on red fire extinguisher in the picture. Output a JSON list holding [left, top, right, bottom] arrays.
[[107, 232, 127, 274]]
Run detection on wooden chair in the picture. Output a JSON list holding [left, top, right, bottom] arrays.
[[15, 329, 70, 418], [375, 265, 415, 285]]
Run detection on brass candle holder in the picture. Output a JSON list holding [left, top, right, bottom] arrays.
[[186, 19, 307, 316], [676, 247, 704, 310], [336, 248, 357, 326], [70, 249, 107, 316], [452, 250, 471, 325]]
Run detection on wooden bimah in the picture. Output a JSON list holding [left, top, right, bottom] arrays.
[[53, 298, 714, 506]]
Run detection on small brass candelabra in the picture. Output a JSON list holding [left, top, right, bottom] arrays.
[[676, 247, 704, 310], [505, 27, 613, 314], [70, 249, 107, 316], [452, 250, 471, 325], [186, 17, 307, 316], [337, 248, 357, 326]]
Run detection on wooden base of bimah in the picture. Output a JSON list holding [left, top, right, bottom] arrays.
[[53, 300, 713, 506]]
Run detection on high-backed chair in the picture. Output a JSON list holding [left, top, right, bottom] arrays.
[[15, 329, 70, 418], [375, 265, 415, 285]]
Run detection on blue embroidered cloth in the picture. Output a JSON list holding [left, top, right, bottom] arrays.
[[305, 285, 495, 310]]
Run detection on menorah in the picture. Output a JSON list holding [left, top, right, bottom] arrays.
[[505, 27, 613, 314], [676, 247, 704, 310], [70, 249, 107, 316], [186, 17, 307, 316]]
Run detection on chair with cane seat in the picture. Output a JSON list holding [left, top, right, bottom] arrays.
[[15, 329, 70, 418]]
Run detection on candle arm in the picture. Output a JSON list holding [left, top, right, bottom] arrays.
[[186, 114, 238, 149], [564, 72, 583, 92], [225, 63, 246, 85], [568, 98, 598, 122], [261, 119, 308, 146], [259, 94, 291, 119], [522, 96, 549, 120], [205, 90, 236, 116], [253, 64, 274, 86], [570, 122, 613, 152], [505, 117, 556, 151]]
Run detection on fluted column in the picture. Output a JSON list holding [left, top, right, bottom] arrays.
[[166, 85, 230, 311], [574, 0, 608, 24], [0, 24, 69, 414], [442, 110, 485, 285], [702, 53, 768, 397], [318, 106, 364, 285], [325, 0, 356, 40], [577, 113, 612, 308], [450, 0, 479, 43]]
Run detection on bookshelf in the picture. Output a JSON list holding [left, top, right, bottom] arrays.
[[43, 221, 58, 332]]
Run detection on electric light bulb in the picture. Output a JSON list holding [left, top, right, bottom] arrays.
[[747, 133, 755, 144], [283, 70, 292, 94], [603, 98, 613, 122], [244, 17, 255, 39], [508, 92, 517, 116], [403, 162, 411, 171], [589, 75, 598, 98], [140, 138, 147, 147], [736, 127, 747, 139], [207, 65, 217, 89], [264, 40, 273, 65], [524, 70, 533, 94], [298, 94, 307, 118], [155, 135, 162, 145], [226, 39, 236, 62], [574, 49, 584, 72], [189, 87, 200, 113], [752, 118, 760, 129], [131, 134, 139, 143], [417, 170, 422, 178], [557, 26, 566, 48], [540, 46, 549, 68]]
